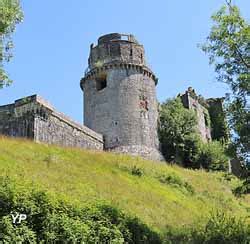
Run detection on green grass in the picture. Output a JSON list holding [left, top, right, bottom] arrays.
[[0, 136, 249, 235]]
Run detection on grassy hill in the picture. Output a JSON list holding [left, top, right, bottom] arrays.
[[0, 136, 249, 243]]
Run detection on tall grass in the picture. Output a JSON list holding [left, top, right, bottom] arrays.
[[0, 136, 249, 235]]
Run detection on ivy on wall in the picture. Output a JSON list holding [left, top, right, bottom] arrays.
[[207, 98, 229, 143]]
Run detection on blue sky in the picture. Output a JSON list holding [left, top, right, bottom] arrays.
[[1, 0, 249, 123]]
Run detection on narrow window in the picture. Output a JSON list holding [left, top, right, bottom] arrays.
[[140, 53, 143, 63], [96, 74, 107, 91], [204, 113, 209, 127]]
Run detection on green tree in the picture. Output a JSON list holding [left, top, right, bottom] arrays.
[[158, 97, 200, 165], [159, 98, 229, 171], [182, 133, 202, 168], [0, 0, 23, 88], [198, 141, 229, 171], [200, 1, 249, 163]]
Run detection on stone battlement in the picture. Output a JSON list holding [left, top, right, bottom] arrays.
[[97, 33, 139, 45], [88, 33, 146, 70]]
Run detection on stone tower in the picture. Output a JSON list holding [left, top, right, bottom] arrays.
[[80, 33, 162, 160]]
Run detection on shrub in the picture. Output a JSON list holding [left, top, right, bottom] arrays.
[[158, 98, 198, 163], [163, 225, 193, 244], [197, 141, 229, 171], [163, 211, 250, 244], [233, 178, 250, 197], [0, 176, 161, 243], [159, 98, 230, 172], [158, 174, 194, 194], [182, 134, 202, 169], [125, 216, 162, 244], [196, 211, 250, 244], [0, 216, 37, 244], [131, 165, 143, 177], [221, 172, 235, 181]]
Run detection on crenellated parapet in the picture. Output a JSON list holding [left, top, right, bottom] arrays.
[[88, 33, 145, 70]]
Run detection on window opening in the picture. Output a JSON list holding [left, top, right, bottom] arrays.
[[96, 74, 107, 91]]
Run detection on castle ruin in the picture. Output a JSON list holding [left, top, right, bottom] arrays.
[[179, 87, 227, 143], [180, 87, 212, 142], [0, 33, 228, 162], [0, 33, 163, 161]]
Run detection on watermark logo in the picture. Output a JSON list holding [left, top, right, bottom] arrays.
[[11, 213, 27, 224], [0, 199, 27, 224]]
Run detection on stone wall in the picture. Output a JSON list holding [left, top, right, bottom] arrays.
[[0, 101, 35, 138], [0, 95, 104, 150], [180, 87, 212, 142]]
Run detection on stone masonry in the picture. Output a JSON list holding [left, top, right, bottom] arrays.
[[180, 87, 212, 142], [0, 95, 103, 150], [80, 33, 163, 161]]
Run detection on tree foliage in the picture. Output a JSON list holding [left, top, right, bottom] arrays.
[[164, 211, 250, 244], [198, 141, 229, 171], [159, 98, 229, 171], [0, 0, 23, 88], [0, 176, 161, 243], [207, 98, 230, 143], [158, 97, 198, 164], [200, 1, 250, 163]]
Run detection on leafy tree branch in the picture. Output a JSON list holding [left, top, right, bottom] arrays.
[[0, 0, 23, 88]]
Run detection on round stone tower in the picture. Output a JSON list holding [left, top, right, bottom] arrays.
[[80, 33, 163, 161]]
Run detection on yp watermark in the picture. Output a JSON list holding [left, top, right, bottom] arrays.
[[0, 199, 27, 224], [11, 213, 27, 224]]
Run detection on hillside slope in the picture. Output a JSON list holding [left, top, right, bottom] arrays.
[[0, 137, 249, 241]]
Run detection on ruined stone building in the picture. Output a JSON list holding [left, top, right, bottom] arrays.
[[179, 87, 228, 143], [180, 87, 212, 142], [0, 33, 163, 161]]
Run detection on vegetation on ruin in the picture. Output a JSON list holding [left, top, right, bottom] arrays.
[[207, 98, 229, 143], [158, 98, 198, 164], [0, 137, 249, 242], [159, 97, 229, 171]]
